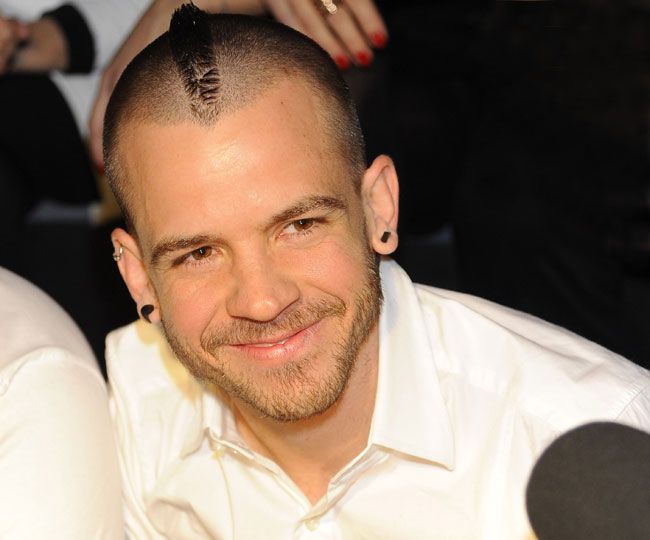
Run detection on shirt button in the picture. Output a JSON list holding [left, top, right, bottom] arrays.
[[210, 442, 225, 458], [305, 518, 320, 531]]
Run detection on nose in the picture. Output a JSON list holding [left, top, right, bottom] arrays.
[[225, 250, 300, 322]]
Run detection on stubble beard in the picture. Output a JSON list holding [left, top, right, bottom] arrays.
[[161, 252, 383, 423]]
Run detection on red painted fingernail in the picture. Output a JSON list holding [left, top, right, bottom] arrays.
[[356, 51, 372, 67], [371, 31, 387, 48], [335, 55, 350, 70], [96, 162, 105, 176]]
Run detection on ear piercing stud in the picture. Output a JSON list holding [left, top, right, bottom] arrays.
[[140, 304, 154, 323], [380, 231, 391, 243], [112, 246, 123, 262]]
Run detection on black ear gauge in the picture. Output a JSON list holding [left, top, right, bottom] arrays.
[[380, 231, 391, 243], [140, 304, 155, 323]]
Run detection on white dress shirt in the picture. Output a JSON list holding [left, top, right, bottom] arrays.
[[107, 259, 650, 540], [0, 267, 123, 539]]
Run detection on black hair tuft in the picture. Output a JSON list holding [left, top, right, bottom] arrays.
[[169, 2, 220, 120]]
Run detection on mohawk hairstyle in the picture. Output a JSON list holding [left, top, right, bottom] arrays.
[[103, 6, 366, 234], [169, 3, 220, 122]]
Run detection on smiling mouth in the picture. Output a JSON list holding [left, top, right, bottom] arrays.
[[235, 326, 306, 348], [226, 321, 322, 362]]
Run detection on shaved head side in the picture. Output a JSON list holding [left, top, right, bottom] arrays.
[[103, 4, 366, 233]]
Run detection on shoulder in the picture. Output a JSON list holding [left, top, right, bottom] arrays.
[[413, 282, 650, 432], [0, 266, 103, 401], [0, 262, 107, 406], [0, 267, 111, 469]]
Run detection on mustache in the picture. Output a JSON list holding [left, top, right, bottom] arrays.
[[201, 298, 346, 349]]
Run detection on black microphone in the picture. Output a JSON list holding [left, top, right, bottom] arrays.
[[526, 421, 650, 540]]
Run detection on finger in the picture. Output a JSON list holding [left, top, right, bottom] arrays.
[[264, 0, 305, 33], [287, 0, 351, 69], [344, 0, 388, 49], [326, 4, 373, 67], [9, 20, 30, 42]]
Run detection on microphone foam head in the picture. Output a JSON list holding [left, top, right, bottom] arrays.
[[526, 421, 650, 540]]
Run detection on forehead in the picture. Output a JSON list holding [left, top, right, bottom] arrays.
[[121, 79, 354, 247]]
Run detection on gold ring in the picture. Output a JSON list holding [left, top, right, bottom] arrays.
[[317, 0, 340, 15]]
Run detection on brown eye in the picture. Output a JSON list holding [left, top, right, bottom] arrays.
[[190, 246, 212, 260], [293, 218, 314, 232]]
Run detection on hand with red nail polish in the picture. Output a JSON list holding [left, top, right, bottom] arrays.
[[263, 0, 387, 71]]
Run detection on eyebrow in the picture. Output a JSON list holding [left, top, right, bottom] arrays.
[[150, 234, 219, 267], [149, 195, 348, 268], [265, 195, 347, 229]]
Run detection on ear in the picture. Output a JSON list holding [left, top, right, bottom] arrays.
[[111, 228, 161, 323], [361, 154, 399, 255]]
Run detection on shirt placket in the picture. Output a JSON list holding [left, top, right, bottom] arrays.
[[207, 427, 389, 539], [295, 448, 389, 539]]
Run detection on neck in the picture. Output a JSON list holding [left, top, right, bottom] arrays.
[[232, 329, 379, 504]]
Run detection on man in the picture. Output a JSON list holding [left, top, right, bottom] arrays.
[[0, 266, 122, 538], [104, 5, 650, 538]]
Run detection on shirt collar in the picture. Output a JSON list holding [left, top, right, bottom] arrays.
[[369, 259, 455, 469], [181, 383, 243, 457], [184, 259, 455, 470]]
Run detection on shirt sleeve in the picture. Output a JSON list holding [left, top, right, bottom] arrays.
[[42, 4, 95, 73], [0, 350, 124, 539]]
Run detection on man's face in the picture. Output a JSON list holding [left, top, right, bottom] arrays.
[[120, 80, 384, 422]]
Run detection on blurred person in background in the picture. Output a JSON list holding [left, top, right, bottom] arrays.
[[0, 1, 148, 361], [0, 0, 149, 272], [0, 265, 122, 538]]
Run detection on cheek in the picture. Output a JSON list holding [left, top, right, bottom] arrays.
[[288, 233, 370, 300], [159, 278, 222, 345]]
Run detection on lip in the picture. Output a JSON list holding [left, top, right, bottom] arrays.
[[227, 320, 322, 366]]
